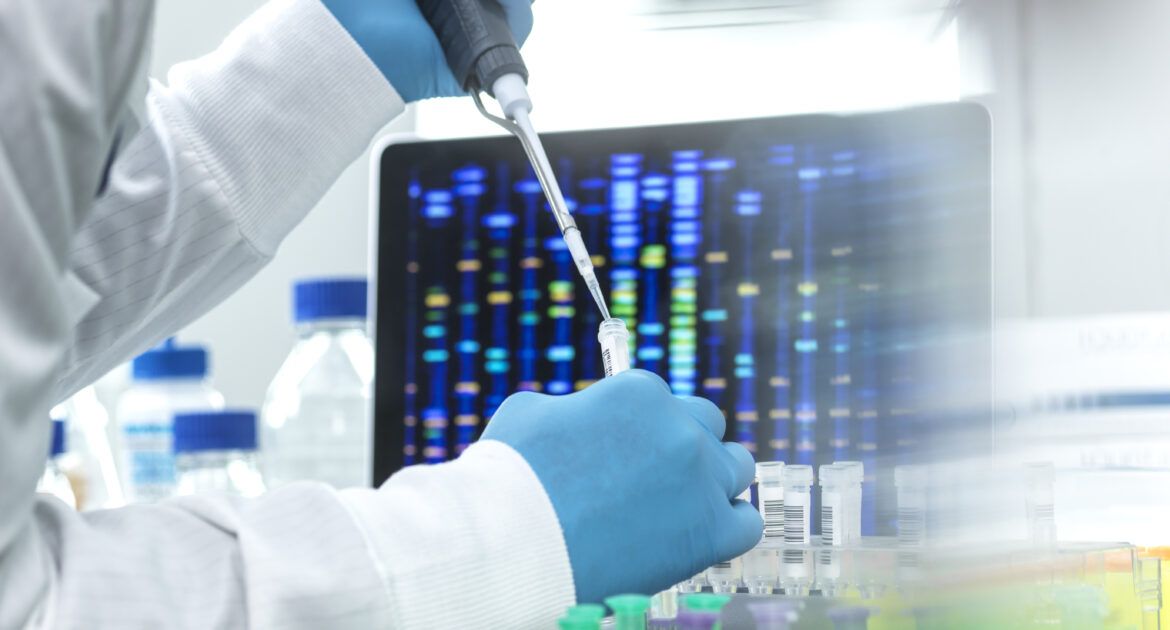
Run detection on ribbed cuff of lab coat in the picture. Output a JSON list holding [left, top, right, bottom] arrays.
[[339, 440, 577, 629], [157, 0, 403, 255]]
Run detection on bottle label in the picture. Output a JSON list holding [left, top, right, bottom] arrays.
[[121, 422, 175, 500], [759, 486, 785, 540], [821, 489, 843, 546]]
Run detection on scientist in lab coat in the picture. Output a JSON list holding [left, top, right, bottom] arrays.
[[0, 1, 761, 627]]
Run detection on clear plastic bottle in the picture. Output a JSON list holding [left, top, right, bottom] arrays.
[[38, 418, 77, 508], [261, 278, 373, 489], [116, 338, 224, 503], [174, 410, 266, 497]]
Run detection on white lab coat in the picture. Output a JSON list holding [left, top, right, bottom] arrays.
[[0, 0, 574, 627]]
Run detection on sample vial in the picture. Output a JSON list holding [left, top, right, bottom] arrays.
[[834, 460, 864, 541], [605, 594, 651, 630], [707, 486, 751, 592], [598, 318, 632, 377], [757, 461, 785, 542], [743, 546, 779, 594], [1024, 462, 1057, 548], [782, 465, 813, 546], [677, 572, 707, 594], [819, 464, 847, 546], [894, 465, 927, 548], [782, 465, 814, 594], [174, 410, 266, 498]]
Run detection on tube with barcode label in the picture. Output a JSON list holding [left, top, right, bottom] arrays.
[[834, 460, 864, 542], [706, 486, 751, 593], [1024, 462, 1057, 549], [597, 318, 631, 377], [780, 464, 813, 595], [756, 461, 785, 542]]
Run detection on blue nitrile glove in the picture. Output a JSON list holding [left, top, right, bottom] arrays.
[[481, 369, 762, 604], [320, 0, 534, 103]]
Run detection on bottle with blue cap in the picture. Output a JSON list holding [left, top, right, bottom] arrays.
[[261, 277, 373, 489], [174, 410, 266, 497], [37, 417, 77, 508], [116, 337, 225, 502]]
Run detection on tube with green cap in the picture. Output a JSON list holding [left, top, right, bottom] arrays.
[[605, 594, 652, 630]]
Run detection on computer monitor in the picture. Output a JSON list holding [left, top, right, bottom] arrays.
[[372, 104, 991, 534]]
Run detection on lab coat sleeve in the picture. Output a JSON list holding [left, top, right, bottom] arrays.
[[0, 0, 577, 627], [53, 0, 402, 396]]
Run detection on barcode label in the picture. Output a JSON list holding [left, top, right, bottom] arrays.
[[821, 490, 842, 546], [898, 507, 924, 546], [602, 348, 615, 376], [712, 561, 732, 569], [1031, 503, 1055, 519], [783, 505, 806, 544], [762, 497, 784, 539]]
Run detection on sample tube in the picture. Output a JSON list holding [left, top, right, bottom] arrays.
[[707, 487, 751, 592], [819, 464, 847, 547], [677, 572, 707, 594], [598, 318, 632, 377], [817, 464, 847, 594], [1024, 462, 1057, 548], [757, 461, 785, 542], [827, 606, 872, 630], [746, 601, 798, 630], [894, 465, 927, 548], [743, 546, 779, 594], [834, 460, 864, 541], [682, 593, 732, 615], [605, 594, 651, 630], [781, 465, 814, 594], [649, 585, 678, 622]]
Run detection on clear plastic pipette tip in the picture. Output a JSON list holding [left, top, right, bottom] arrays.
[[586, 275, 610, 321]]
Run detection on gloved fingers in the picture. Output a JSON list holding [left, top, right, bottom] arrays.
[[677, 395, 726, 439], [499, 0, 535, 46], [713, 499, 765, 562], [720, 441, 757, 498]]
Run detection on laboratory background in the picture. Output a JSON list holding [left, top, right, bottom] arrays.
[[36, 0, 1170, 628]]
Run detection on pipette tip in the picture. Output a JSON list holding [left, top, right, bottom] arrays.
[[586, 277, 611, 321]]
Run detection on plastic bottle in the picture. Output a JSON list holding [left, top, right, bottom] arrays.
[[38, 418, 77, 508], [261, 278, 373, 489], [174, 410, 266, 497], [116, 339, 224, 502]]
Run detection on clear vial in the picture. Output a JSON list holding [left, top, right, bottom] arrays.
[[819, 464, 847, 546], [38, 418, 76, 508], [1025, 462, 1057, 548], [597, 318, 631, 377], [262, 278, 373, 489], [116, 338, 224, 503], [743, 546, 779, 594], [834, 460, 864, 541], [781, 464, 814, 594], [174, 410, 266, 498], [757, 461, 785, 542], [895, 465, 928, 548]]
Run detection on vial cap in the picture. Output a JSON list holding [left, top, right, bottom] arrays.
[[605, 594, 650, 617], [682, 593, 732, 612], [835, 460, 864, 483], [819, 464, 845, 485], [293, 277, 368, 323], [596, 318, 630, 343], [131, 338, 208, 380], [783, 464, 814, 485], [557, 617, 599, 630], [49, 418, 66, 458], [756, 461, 784, 484], [173, 410, 257, 453]]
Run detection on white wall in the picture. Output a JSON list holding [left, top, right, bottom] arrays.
[[152, 0, 412, 409]]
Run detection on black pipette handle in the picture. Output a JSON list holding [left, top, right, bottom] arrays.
[[416, 0, 529, 95]]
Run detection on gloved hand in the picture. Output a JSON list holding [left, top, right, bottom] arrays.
[[481, 370, 762, 604], [320, 0, 534, 103]]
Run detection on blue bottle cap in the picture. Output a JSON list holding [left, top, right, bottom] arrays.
[[172, 410, 257, 453], [131, 338, 208, 380], [49, 418, 66, 458], [293, 277, 368, 323]]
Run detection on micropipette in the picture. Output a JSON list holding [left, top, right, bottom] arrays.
[[418, 0, 611, 322]]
